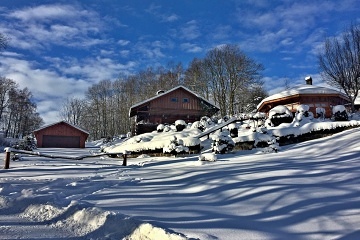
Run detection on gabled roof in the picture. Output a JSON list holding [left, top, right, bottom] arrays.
[[257, 84, 350, 110], [33, 120, 89, 135], [129, 85, 220, 117]]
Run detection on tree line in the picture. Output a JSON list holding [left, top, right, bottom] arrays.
[[0, 77, 44, 138], [60, 44, 267, 140]]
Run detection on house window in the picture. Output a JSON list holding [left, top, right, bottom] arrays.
[[183, 98, 189, 103], [171, 97, 178, 102]]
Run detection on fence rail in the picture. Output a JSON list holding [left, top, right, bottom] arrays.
[[3, 147, 128, 169]]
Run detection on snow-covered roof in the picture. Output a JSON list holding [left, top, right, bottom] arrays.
[[33, 120, 89, 135], [257, 84, 349, 109], [129, 85, 220, 117]]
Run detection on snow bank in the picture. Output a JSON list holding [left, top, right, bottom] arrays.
[[270, 120, 360, 137], [104, 128, 201, 154], [198, 152, 217, 162], [127, 223, 187, 240], [0, 189, 188, 239]]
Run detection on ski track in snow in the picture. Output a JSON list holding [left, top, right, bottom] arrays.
[[1, 128, 360, 239]]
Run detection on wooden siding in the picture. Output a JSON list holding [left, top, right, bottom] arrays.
[[150, 88, 202, 111], [135, 88, 209, 125], [258, 94, 350, 118]]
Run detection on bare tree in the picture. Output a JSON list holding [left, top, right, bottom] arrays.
[[184, 58, 211, 99], [0, 77, 17, 123], [0, 33, 8, 52], [203, 44, 264, 116], [59, 97, 86, 125], [318, 24, 360, 111], [5, 87, 43, 137]]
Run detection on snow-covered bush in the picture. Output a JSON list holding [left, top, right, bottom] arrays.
[[332, 105, 348, 121], [316, 107, 326, 119], [292, 104, 314, 126], [211, 131, 235, 154], [11, 136, 36, 151], [228, 123, 238, 138], [157, 124, 165, 132], [163, 136, 189, 155], [262, 138, 279, 153], [266, 105, 293, 127], [175, 120, 187, 131], [198, 152, 217, 162], [191, 116, 214, 132]]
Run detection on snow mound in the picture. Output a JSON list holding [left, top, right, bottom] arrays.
[[52, 206, 109, 236], [0, 196, 12, 209], [20, 203, 64, 221], [126, 223, 188, 240], [198, 152, 217, 162]]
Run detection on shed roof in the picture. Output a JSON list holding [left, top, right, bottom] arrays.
[[257, 84, 350, 110], [129, 85, 220, 117], [33, 120, 89, 135]]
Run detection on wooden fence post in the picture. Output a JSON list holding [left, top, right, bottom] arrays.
[[122, 154, 127, 166], [4, 147, 11, 169]]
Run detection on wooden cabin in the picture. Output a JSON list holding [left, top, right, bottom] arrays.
[[34, 121, 89, 148], [129, 86, 219, 135], [257, 77, 350, 118]]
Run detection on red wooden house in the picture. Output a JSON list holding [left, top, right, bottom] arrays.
[[257, 77, 350, 118], [34, 121, 89, 148], [129, 86, 219, 134]]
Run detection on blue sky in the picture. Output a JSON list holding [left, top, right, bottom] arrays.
[[0, 0, 359, 124]]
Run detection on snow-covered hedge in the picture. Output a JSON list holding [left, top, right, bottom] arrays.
[[175, 120, 187, 131], [211, 131, 235, 154], [103, 127, 201, 154], [163, 136, 189, 155], [266, 105, 293, 127], [332, 105, 348, 121]]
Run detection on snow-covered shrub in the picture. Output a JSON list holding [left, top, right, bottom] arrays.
[[157, 124, 165, 132], [316, 107, 326, 119], [163, 125, 171, 132], [191, 121, 202, 130], [200, 116, 212, 129], [292, 104, 314, 126], [228, 123, 238, 138], [262, 138, 279, 153], [175, 120, 187, 131], [11, 136, 36, 151], [198, 152, 217, 162], [163, 136, 189, 155], [211, 132, 235, 154], [266, 105, 293, 127], [332, 105, 348, 121]]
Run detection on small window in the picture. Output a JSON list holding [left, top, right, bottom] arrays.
[[183, 98, 189, 103], [171, 97, 178, 102]]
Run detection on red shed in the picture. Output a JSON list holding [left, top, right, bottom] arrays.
[[33, 121, 89, 148]]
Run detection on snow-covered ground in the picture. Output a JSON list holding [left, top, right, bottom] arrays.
[[1, 127, 360, 240]]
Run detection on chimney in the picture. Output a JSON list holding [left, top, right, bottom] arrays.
[[305, 76, 312, 85]]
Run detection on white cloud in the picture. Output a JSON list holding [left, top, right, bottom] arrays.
[[0, 54, 136, 124], [235, 0, 357, 54], [118, 40, 130, 46], [164, 14, 179, 22], [180, 20, 201, 40], [2, 3, 105, 50], [180, 43, 203, 53], [145, 3, 179, 22], [8, 4, 81, 22]]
